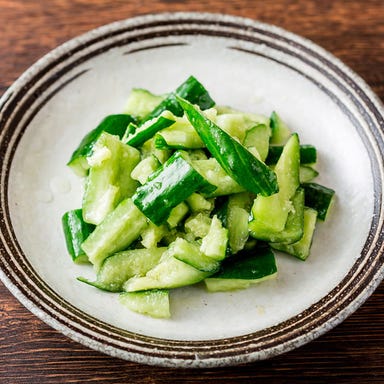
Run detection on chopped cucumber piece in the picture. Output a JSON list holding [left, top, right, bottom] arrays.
[[62, 209, 94, 263], [215, 113, 257, 143], [171, 238, 220, 273], [299, 165, 319, 183], [130, 155, 161, 185], [119, 290, 170, 318], [270, 111, 291, 145], [142, 75, 215, 123], [205, 245, 277, 291], [266, 144, 317, 165], [154, 114, 204, 149], [82, 132, 140, 225], [192, 158, 245, 196], [167, 202, 189, 228], [243, 124, 271, 161], [132, 151, 216, 225], [67, 114, 135, 177], [140, 223, 169, 249], [259, 188, 304, 244], [123, 254, 210, 292], [124, 114, 175, 147], [200, 215, 228, 261], [81, 198, 147, 270], [124, 88, 165, 119], [178, 97, 278, 197], [302, 182, 335, 221], [79, 247, 166, 292], [249, 133, 300, 238], [186, 193, 213, 212], [271, 208, 318, 260], [184, 213, 212, 239]]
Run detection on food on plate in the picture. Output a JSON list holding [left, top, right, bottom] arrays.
[[62, 76, 335, 318]]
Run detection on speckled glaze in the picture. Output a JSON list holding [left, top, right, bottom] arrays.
[[1, 13, 384, 368]]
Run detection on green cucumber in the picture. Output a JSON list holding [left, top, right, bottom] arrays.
[[184, 212, 212, 239], [123, 253, 210, 292], [218, 192, 253, 254], [302, 182, 335, 221], [119, 290, 170, 318], [62, 209, 94, 263], [140, 137, 171, 164], [191, 158, 245, 197], [270, 111, 291, 145], [140, 223, 169, 249], [132, 151, 216, 225], [204, 245, 277, 291], [299, 165, 319, 183], [256, 188, 304, 244], [266, 144, 317, 165], [67, 114, 135, 177], [249, 133, 300, 237], [243, 124, 271, 161], [166, 202, 189, 228], [130, 155, 161, 185], [81, 198, 147, 270], [142, 76, 215, 123], [186, 193, 213, 213], [177, 96, 278, 197], [82, 132, 140, 225], [154, 114, 204, 149], [124, 114, 175, 147], [171, 238, 220, 273], [200, 215, 228, 261], [124, 88, 165, 120], [271, 207, 318, 260], [78, 247, 166, 292], [215, 113, 259, 143]]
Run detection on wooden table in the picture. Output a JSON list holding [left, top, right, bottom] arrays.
[[1, 1, 383, 382]]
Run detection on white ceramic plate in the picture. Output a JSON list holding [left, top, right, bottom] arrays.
[[1, 13, 384, 368]]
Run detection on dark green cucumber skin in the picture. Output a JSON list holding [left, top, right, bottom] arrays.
[[302, 182, 335, 220], [125, 116, 175, 147], [266, 144, 317, 165], [62, 209, 94, 262], [141, 76, 215, 123], [67, 114, 135, 166], [177, 97, 278, 197], [211, 244, 277, 280], [132, 151, 216, 225]]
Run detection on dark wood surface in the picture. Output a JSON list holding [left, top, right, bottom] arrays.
[[1, 1, 383, 382]]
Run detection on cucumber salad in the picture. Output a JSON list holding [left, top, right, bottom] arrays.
[[62, 76, 335, 318]]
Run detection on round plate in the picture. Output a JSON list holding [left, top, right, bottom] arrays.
[[1, 12, 384, 368]]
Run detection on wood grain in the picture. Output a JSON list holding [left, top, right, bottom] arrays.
[[1, 0, 384, 383]]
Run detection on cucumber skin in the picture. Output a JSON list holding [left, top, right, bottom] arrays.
[[62, 209, 94, 263], [177, 96, 278, 197], [212, 245, 276, 279], [266, 144, 317, 165], [302, 182, 335, 220], [132, 151, 216, 226], [142, 76, 215, 123], [125, 116, 175, 147], [67, 114, 135, 176]]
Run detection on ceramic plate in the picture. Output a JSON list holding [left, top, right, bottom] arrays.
[[1, 13, 384, 368]]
